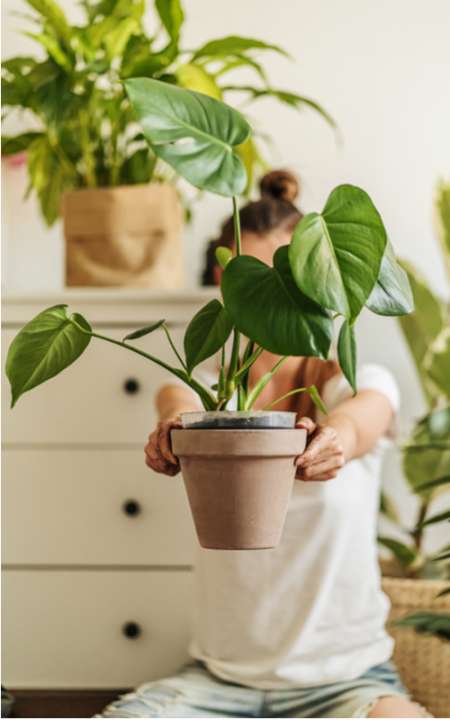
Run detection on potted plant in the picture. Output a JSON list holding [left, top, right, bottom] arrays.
[[1, 0, 334, 287], [6, 78, 413, 550], [378, 182, 450, 718]]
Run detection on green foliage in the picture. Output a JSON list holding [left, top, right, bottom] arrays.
[[123, 320, 165, 340], [6, 305, 91, 407], [436, 181, 450, 280], [289, 185, 388, 320], [337, 320, 357, 393], [1, 0, 334, 224], [393, 612, 450, 642], [366, 242, 414, 316], [378, 537, 418, 567], [403, 407, 450, 495], [6, 84, 411, 422], [184, 300, 233, 374], [221, 246, 333, 358], [124, 78, 250, 196], [398, 261, 447, 405]]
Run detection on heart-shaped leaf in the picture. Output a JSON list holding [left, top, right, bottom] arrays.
[[289, 184, 387, 320], [221, 246, 333, 358], [123, 320, 165, 341], [366, 242, 414, 316], [337, 319, 357, 393], [124, 77, 251, 196], [6, 305, 91, 407], [184, 299, 233, 374]]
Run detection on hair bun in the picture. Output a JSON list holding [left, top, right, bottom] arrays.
[[259, 169, 300, 202]]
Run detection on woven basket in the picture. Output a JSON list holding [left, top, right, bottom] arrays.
[[382, 576, 450, 718]]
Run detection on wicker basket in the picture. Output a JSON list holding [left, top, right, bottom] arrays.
[[382, 576, 450, 718]]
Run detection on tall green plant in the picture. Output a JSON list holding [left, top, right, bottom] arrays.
[[1, 0, 335, 225], [6, 79, 412, 419], [379, 181, 450, 641]]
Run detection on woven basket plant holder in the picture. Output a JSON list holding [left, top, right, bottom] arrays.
[[382, 577, 450, 718]]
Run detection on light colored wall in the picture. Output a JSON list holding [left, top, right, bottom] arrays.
[[2, 0, 450, 294]]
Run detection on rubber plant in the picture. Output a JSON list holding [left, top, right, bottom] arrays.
[[379, 181, 450, 641], [1, 0, 335, 225]]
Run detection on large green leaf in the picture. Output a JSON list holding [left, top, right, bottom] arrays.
[[221, 246, 333, 358], [155, 0, 184, 42], [403, 408, 450, 494], [124, 77, 251, 196], [337, 319, 357, 393], [184, 300, 233, 374], [367, 241, 414, 316], [6, 305, 91, 407], [193, 35, 290, 60], [398, 261, 446, 406], [27, 135, 75, 225], [425, 328, 450, 399], [289, 185, 387, 320]]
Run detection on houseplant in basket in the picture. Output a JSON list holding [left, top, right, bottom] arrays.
[[378, 181, 450, 718], [6, 79, 413, 550], [1, 0, 334, 287]]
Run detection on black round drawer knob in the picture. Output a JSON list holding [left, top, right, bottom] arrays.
[[122, 499, 141, 517], [123, 378, 140, 395], [122, 621, 142, 639]]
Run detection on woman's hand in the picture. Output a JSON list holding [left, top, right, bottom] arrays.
[[145, 418, 182, 476], [295, 416, 345, 481]]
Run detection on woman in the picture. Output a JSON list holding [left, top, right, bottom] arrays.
[[101, 172, 429, 718]]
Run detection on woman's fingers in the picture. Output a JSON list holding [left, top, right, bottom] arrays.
[[296, 425, 339, 467], [157, 421, 181, 465], [144, 420, 181, 476], [297, 452, 345, 481], [296, 416, 317, 435]]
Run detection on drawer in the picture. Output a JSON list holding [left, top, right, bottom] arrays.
[[3, 326, 191, 444], [2, 449, 196, 565], [2, 569, 194, 688]]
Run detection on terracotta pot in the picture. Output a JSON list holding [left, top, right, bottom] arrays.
[[171, 428, 306, 550]]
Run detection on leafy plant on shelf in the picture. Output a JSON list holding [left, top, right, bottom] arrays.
[[6, 79, 413, 430], [379, 181, 450, 641], [1, 0, 335, 225]]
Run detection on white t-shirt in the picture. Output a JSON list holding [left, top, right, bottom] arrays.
[[185, 364, 399, 689]]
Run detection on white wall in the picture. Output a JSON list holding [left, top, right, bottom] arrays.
[[2, 0, 450, 294]]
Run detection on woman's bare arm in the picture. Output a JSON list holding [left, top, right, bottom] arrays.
[[296, 389, 394, 481]]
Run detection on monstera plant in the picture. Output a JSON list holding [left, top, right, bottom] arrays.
[[6, 79, 413, 550]]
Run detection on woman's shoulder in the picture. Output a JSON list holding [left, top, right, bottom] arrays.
[[323, 363, 400, 412]]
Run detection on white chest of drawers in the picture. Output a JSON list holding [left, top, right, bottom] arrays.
[[2, 289, 216, 690]]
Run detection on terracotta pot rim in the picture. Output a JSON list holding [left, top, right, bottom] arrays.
[[171, 428, 307, 457]]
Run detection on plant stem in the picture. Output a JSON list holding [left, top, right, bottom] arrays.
[[227, 196, 244, 408], [244, 356, 288, 411], [232, 196, 242, 255], [263, 386, 307, 411], [70, 320, 216, 410], [162, 324, 187, 371]]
